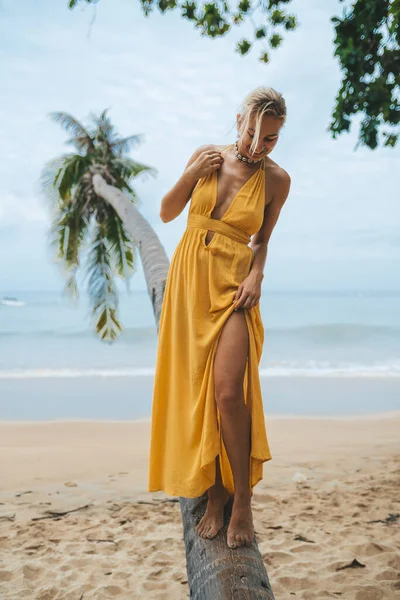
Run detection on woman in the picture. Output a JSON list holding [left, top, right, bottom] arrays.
[[148, 87, 291, 549]]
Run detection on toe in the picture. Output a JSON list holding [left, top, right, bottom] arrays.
[[197, 523, 205, 536]]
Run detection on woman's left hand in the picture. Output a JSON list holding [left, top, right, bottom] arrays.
[[232, 270, 264, 310]]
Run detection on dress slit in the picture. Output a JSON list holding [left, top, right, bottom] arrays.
[[199, 303, 254, 496]]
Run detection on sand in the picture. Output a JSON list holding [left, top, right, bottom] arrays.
[[0, 413, 399, 599]]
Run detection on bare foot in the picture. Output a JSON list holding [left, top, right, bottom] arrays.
[[196, 485, 231, 540], [227, 497, 254, 549]]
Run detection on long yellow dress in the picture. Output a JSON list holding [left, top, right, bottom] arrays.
[[148, 143, 272, 498]]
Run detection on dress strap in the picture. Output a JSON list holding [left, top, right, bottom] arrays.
[[220, 143, 233, 155]]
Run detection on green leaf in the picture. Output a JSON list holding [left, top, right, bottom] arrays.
[[270, 33, 282, 48], [270, 9, 285, 25], [237, 38, 252, 55], [255, 27, 267, 39], [383, 132, 398, 147], [181, 1, 197, 19], [238, 0, 250, 13]]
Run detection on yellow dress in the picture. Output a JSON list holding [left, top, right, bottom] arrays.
[[148, 143, 272, 498]]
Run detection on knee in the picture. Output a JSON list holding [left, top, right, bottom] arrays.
[[215, 385, 243, 415]]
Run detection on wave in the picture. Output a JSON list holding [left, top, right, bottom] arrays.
[[266, 323, 400, 342], [1, 362, 400, 380], [0, 299, 26, 307], [1, 323, 399, 342], [0, 327, 157, 341]]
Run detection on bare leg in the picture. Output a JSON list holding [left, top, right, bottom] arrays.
[[213, 309, 254, 549], [195, 455, 231, 539]]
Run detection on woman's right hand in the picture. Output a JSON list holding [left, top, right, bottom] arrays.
[[188, 149, 224, 179], [160, 145, 224, 222]]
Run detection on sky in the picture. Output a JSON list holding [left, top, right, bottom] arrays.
[[0, 0, 398, 293]]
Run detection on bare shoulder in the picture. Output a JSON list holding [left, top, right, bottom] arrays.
[[264, 156, 291, 206], [196, 143, 220, 153], [265, 156, 291, 186], [197, 143, 227, 155], [184, 143, 221, 170]]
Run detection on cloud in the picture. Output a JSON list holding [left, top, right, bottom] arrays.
[[0, 0, 398, 290]]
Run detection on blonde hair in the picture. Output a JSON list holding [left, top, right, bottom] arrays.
[[236, 87, 287, 155]]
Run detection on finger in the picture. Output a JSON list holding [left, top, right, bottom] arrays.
[[212, 160, 223, 167], [249, 298, 257, 308], [234, 290, 247, 310], [241, 296, 253, 309], [232, 286, 243, 304], [243, 297, 253, 308], [246, 295, 257, 308]]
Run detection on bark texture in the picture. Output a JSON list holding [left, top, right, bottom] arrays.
[[179, 493, 275, 599]]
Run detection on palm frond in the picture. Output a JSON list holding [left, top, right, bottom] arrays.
[[111, 156, 158, 183], [65, 134, 96, 153], [40, 155, 71, 208], [52, 154, 93, 202], [41, 153, 94, 208], [110, 134, 144, 155], [62, 270, 80, 305], [48, 112, 95, 152], [48, 202, 90, 270], [105, 207, 135, 280], [85, 223, 123, 342], [90, 108, 119, 144]]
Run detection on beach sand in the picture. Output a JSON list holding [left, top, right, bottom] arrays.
[[0, 413, 399, 599]]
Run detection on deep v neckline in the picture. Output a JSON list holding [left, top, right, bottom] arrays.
[[212, 145, 263, 222]]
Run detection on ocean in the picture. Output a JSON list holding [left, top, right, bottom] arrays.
[[1, 289, 399, 420]]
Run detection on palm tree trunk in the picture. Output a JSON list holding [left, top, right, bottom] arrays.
[[93, 173, 275, 599], [180, 494, 275, 599]]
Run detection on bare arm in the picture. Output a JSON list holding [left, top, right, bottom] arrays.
[[250, 168, 291, 281], [233, 167, 291, 310], [159, 144, 222, 223]]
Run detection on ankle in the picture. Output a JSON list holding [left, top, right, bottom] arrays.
[[208, 485, 229, 500], [233, 491, 252, 506]]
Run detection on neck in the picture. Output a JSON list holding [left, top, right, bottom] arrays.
[[233, 141, 264, 165]]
